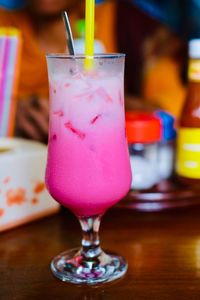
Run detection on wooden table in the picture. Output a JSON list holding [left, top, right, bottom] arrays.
[[1, 205, 200, 300]]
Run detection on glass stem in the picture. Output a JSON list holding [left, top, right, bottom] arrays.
[[79, 215, 102, 260]]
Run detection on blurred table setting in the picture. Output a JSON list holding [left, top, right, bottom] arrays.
[[0, 28, 58, 232]]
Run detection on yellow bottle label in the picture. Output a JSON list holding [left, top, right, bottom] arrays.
[[176, 128, 200, 178], [188, 60, 200, 81]]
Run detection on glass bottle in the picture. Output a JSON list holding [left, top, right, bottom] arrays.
[[126, 112, 161, 190], [176, 39, 200, 187]]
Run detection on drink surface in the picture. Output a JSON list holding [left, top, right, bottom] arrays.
[[46, 67, 132, 216]]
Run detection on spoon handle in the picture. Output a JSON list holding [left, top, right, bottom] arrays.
[[62, 11, 75, 56]]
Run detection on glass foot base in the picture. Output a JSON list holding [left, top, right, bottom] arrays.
[[51, 248, 128, 285]]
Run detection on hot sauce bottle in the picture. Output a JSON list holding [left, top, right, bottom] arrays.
[[176, 39, 200, 187]]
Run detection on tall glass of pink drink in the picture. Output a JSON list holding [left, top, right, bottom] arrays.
[[46, 54, 132, 284]]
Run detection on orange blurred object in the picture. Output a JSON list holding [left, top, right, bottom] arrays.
[[143, 57, 186, 118]]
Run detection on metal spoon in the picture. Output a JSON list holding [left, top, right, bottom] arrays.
[[62, 11, 75, 55]]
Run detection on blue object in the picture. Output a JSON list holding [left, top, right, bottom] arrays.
[[95, 0, 105, 4], [0, 0, 25, 9], [155, 110, 176, 142], [132, 0, 200, 39]]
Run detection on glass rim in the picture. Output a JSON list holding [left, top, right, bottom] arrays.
[[46, 53, 125, 59]]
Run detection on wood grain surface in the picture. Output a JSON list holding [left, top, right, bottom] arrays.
[[1, 205, 200, 300]]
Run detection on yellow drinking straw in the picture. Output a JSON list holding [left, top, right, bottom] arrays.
[[85, 0, 95, 69]]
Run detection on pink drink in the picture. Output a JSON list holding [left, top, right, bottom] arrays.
[[46, 56, 131, 216]]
